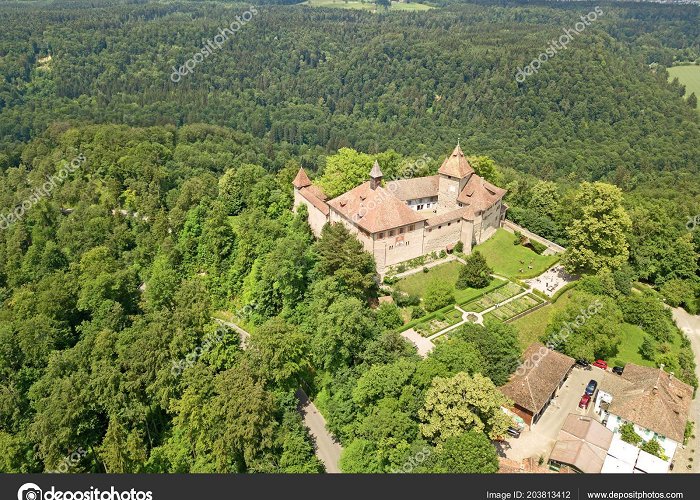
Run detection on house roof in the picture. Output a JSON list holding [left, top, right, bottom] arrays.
[[457, 174, 507, 212], [327, 181, 426, 233], [390, 175, 439, 201], [498, 457, 553, 474], [298, 184, 330, 216], [549, 414, 613, 473], [438, 144, 474, 179], [600, 364, 693, 443], [425, 207, 471, 227], [500, 343, 575, 414], [292, 167, 312, 188]]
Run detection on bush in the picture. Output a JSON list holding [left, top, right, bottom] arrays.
[[529, 240, 547, 254], [412, 306, 426, 320], [424, 279, 454, 312], [456, 251, 492, 289], [620, 423, 642, 446], [454, 241, 464, 253], [392, 290, 421, 307]]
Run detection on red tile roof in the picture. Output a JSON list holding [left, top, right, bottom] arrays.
[[298, 184, 330, 216], [500, 343, 575, 414], [327, 181, 426, 233], [438, 144, 474, 179], [457, 174, 507, 213], [292, 168, 312, 188]]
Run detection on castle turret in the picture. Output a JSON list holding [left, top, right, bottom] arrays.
[[369, 160, 383, 190]]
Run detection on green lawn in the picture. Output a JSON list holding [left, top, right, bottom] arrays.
[[668, 65, 700, 111], [611, 323, 656, 368], [301, 0, 434, 11], [472, 229, 559, 278], [510, 289, 576, 348], [394, 261, 505, 303]]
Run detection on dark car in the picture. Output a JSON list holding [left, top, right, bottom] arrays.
[[585, 379, 598, 396], [507, 427, 521, 438], [612, 366, 624, 376], [576, 359, 591, 369]]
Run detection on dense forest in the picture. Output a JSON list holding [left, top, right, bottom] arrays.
[[0, 0, 699, 473]]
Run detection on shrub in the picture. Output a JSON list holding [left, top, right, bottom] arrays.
[[412, 306, 426, 320], [529, 240, 547, 254], [456, 251, 492, 289], [424, 279, 454, 312], [620, 423, 642, 446], [454, 241, 464, 253]]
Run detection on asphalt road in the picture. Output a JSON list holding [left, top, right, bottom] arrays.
[[671, 307, 700, 472], [296, 388, 343, 473]]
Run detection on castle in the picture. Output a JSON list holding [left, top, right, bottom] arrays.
[[293, 145, 507, 274]]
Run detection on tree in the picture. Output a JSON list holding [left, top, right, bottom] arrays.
[[688, 92, 698, 110], [456, 251, 492, 289], [250, 318, 311, 390], [312, 223, 377, 298], [468, 155, 503, 186], [423, 278, 453, 312], [640, 438, 668, 461], [563, 182, 632, 273], [339, 439, 383, 473], [543, 292, 623, 361], [419, 372, 512, 442], [317, 148, 375, 199], [218, 164, 267, 215], [452, 322, 521, 385], [619, 423, 642, 446], [426, 431, 498, 473]]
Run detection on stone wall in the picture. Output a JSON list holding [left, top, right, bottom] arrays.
[[423, 218, 463, 254]]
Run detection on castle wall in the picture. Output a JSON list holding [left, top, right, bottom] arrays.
[[373, 223, 425, 273], [294, 190, 328, 237], [423, 218, 463, 255], [460, 220, 474, 254]]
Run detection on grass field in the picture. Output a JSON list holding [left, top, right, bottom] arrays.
[[472, 229, 559, 278], [301, 0, 434, 11], [394, 261, 504, 304], [668, 65, 700, 111]]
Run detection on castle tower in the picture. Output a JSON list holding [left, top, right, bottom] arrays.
[[369, 160, 383, 190], [437, 143, 474, 210]]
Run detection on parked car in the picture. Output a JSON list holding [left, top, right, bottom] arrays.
[[612, 366, 624, 375], [576, 359, 591, 369], [585, 379, 598, 396], [507, 427, 521, 438], [592, 359, 608, 370], [579, 394, 591, 409]]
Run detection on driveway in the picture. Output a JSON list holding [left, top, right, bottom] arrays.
[[296, 388, 343, 473], [670, 308, 700, 472], [502, 366, 600, 462]]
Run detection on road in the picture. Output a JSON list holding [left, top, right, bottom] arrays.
[[296, 388, 343, 473], [213, 318, 250, 349], [670, 307, 700, 472]]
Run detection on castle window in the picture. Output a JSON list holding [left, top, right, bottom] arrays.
[[389, 245, 393, 250], [389, 230, 395, 237], [438, 225, 442, 229], [399, 227, 405, 234], [409, 225, 415, 231], [448, 222, 451, 227], [378, 232, 384, 239]]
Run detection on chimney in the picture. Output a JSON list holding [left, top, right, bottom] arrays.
[[369, 160, 383, 190]]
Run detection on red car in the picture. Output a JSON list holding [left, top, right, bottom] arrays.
[[592, 359, 608, 370], [579, 394, 591, 409]]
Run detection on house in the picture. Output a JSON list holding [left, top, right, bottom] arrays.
[[548, 414, 613, 473], [594, 363, 693, 461], [292, 144, 507, 274], [500, 343, 575, 427]]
